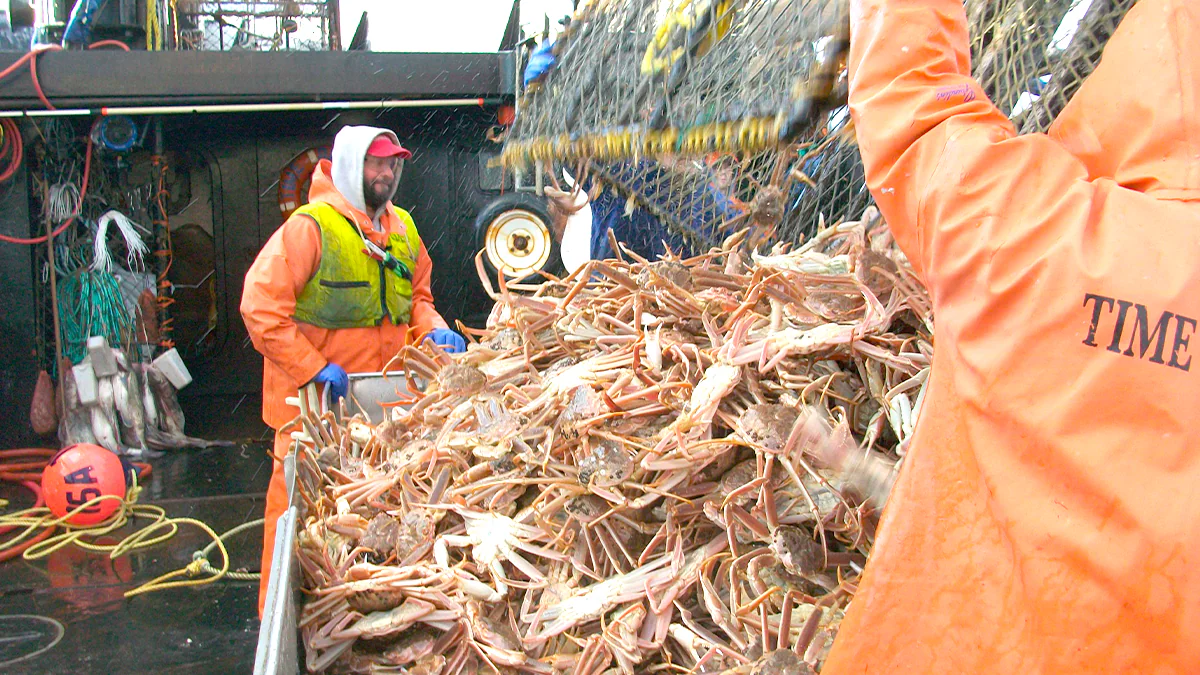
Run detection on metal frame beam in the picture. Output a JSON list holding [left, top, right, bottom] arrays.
[[0, 50, 516, 109]]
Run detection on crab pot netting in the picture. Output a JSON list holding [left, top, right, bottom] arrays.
[[503, 0, 1137, 251], [505, 0, 847, 159]]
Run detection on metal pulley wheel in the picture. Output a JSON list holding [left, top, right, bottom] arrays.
[[474, 193, 563, 284], [484, 208, 553, 279]]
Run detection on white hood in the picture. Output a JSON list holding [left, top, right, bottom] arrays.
[[330, 125, 402, 217]]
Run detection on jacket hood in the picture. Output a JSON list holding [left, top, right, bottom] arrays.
[[306, 161, 359, 226], [330, 125, 403, 215], [1048, 0, 1199, 199]]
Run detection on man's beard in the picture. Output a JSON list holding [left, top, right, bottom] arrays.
[[363, 177, 392, 212]]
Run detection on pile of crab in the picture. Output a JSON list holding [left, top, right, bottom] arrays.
[[291, 207, 932, 674]]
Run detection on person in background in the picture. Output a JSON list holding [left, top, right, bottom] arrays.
[[546, 156, 741, 263], [820, 0, 1200, 672], [525, 33, 741, 263], [241, 125, 465, 616]]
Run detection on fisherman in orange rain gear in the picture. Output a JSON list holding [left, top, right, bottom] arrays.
[[241, 125, 466, 615], [818, 0, 1200, 672]]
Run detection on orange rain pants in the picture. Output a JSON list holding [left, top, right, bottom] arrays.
[[242, 161, 448, 616], [822, 1, 1200, 673]]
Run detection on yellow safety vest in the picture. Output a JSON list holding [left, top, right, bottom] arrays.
[[292, 202, 421, 329]]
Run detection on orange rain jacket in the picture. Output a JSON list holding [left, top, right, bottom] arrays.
[[823, 0, 1200, 673], [242, 172, 447, 430], [241, 127, 448, 614]]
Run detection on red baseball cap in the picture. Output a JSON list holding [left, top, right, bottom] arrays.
[[366, 135, 412, 160]]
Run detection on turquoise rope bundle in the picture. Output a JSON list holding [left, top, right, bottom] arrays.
[[57, 270, 132, 364]]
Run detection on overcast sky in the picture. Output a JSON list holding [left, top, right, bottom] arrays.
[[338, 0, 575, 52]]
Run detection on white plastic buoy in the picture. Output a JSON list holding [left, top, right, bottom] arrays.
[[87, 336, 119, 378], [560, 198, 594, 276], [151, 347, 193, 389], [72, 362, 98, 406]]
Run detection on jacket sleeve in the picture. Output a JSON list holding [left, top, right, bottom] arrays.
[[408, 239, 449, 335], [848, 0, 1092, 286], [240, 216, 328, 385]]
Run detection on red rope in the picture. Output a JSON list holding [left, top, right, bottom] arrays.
[[0, 46, 59, 106], [0, 40, 134, 245], [0, 119, 24, 183], [87, 40, 131, 52], [26, 47, 56, 111], [0, 134, 93, 245]]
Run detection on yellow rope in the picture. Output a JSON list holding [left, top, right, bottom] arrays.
[[169, 0, 180, 50], [145, 0, 162, 51], [0, 481, 170, 560], [196, 518, 264, 582], [0, 473, 262, 598], [121, 517, 231, 597]]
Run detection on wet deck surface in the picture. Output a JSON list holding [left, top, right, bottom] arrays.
[[1, 394, 273, 674]]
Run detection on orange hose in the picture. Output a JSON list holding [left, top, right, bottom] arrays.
[[0, 448, 55, 480], [0, 447, 56, 481], [0, 527, 51, 562], [0, 447, 151, 484]]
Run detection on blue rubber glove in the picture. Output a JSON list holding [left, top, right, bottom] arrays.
[[523, 39, 556, 87], [311, 363, 348, 402], [428, 328, 467, 354]]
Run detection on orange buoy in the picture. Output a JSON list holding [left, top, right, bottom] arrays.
[[41, 444, 129, 526]]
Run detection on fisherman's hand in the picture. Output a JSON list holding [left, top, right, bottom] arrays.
[[311, 362, 349, 402], [523, 39, 556, 87], [427, 328, 466, 354]]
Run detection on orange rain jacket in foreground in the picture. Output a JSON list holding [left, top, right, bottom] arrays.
[[823, 0, 1200, 673], [241, 128, 448, 614]]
